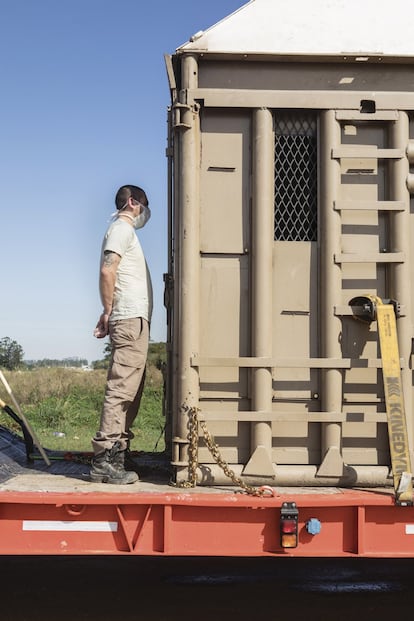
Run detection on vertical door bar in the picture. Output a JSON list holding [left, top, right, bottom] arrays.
[[389, 112, 413, 442], [318, 110, 344, 476], [176, 55, 200, 473], [165, 106, 174, 454], [244, 108, 274, 476]]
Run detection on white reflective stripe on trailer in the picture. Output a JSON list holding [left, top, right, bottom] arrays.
[[22, 520, 118, 532]]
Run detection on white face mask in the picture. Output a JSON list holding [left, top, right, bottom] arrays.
[[132, 205, 151, 229], [113, 202, 151, 229]]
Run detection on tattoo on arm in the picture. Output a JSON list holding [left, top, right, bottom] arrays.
[[103, 251, 118, 268]]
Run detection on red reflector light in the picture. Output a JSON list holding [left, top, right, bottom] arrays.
[[281, 519, 297, 533]]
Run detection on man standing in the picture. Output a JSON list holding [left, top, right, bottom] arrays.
[[90, 184, 152, 484]]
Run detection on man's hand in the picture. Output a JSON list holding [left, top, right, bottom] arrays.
[[94, 313, 110, 338]]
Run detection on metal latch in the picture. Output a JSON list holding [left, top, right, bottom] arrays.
[[349, 295, 401, 323]]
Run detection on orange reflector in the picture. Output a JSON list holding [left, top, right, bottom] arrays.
[[281, 533, 298, 548]]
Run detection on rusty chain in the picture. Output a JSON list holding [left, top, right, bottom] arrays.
[[173, 406, 271, 496], [170, 406, 198, 489]]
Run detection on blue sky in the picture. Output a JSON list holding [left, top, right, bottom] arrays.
[[0, 0, 246, 362]]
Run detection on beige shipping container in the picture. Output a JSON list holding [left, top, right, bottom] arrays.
[[165, 0, 414, 490]]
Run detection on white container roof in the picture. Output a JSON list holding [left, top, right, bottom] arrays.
[[178, 0, 414, 59]]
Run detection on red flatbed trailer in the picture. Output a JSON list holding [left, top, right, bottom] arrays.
[[0, 429, 413, 556], [2, 485, 414, 557]]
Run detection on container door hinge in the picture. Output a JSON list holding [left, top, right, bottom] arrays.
[[172, 101, 193, 130]]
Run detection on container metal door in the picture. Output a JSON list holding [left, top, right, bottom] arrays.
[[170, 102, 413, 486]]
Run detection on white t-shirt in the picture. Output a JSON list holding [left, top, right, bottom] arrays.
[[102, 219, 153, 323]]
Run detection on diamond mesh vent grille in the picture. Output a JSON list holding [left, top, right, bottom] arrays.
[[274, 112, 318, 241]]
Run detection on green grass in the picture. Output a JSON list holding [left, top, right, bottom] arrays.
[[0, 367, 165, 453]]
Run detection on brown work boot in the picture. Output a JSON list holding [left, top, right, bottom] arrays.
[[90, 442, 138, 484]]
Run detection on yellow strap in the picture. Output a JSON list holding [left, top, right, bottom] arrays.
[[373, 296, 413, 505]]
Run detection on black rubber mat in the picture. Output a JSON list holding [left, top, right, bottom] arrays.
[[0, 426, 171, 484], [0, 426, 88, 482]]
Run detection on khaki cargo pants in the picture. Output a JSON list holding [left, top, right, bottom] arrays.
[[92, 317, 149, 454]]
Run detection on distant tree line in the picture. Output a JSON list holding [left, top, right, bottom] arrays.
[[25, 357, 88, 369], [0, 336, 89, 371], [0, 335, 166, 372]]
